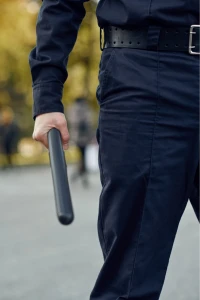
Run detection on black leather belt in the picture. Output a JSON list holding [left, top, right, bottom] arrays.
[[102, 25, 200, 54]]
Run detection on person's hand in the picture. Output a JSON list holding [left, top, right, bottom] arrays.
[[32, 112, 70, 149]]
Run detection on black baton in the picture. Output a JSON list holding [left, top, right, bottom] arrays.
[[48, 128, 74, 225]]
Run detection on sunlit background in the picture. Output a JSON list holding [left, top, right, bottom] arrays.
[[0, 0, 100, 167]]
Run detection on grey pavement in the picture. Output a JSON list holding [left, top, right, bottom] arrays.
[[0, 166, 199, 300]]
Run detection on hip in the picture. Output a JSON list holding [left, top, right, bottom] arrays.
[[97, 48, 199, 122]]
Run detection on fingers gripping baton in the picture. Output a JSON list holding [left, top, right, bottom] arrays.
[[48, 128, 74, 225]]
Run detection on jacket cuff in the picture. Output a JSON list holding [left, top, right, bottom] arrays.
[[32, 82, 64, 120]]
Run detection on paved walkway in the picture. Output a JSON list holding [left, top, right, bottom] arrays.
[[0, 167, 199, 300]]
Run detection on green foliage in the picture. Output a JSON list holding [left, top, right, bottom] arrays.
[[0, 0, 100, 136]]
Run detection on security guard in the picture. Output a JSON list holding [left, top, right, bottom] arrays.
[[29, 1, 199, 299]]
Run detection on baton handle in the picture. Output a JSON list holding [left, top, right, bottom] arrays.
[[48, 128, 74, 225]]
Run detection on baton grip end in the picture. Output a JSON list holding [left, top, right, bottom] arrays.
[[58, 214, 74, 225]]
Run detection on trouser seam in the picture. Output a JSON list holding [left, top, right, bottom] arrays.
[[98, 113, 108, 256], [126, 51, 161, 299], [148, 0, 153, 15]]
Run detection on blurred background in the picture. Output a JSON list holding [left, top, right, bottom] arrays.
[[0, 0, 100, 169], [0, 1, 102, 298], [0, 1, 199, 300]]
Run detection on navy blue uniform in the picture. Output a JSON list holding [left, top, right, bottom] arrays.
[[29, 0, 199, 118], [29, 1, 199, 299]]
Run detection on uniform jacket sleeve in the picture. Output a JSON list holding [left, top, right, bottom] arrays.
[[29, 0, 88, 119]]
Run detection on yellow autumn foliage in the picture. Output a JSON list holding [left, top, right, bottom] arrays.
[[0, 0, 100, 135]]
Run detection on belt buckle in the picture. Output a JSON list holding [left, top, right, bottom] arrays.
[[189, 25, 200, 55]]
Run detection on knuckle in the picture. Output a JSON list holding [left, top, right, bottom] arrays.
[[56, 118, 66, 128], [33, 131, 42, 141], [65, 132, 70, 138], [63, 135, 70, 143]]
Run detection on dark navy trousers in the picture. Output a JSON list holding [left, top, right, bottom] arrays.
[[90, 48, 199, 300]]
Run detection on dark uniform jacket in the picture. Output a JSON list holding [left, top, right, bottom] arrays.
[[29, 0, 199, 119], [30, 0, 200, 116]]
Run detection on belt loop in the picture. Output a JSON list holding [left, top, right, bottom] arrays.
[[100, 27, 105, 51], [147, 26, 161, 50]]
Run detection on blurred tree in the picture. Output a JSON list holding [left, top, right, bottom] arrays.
[[66, 0, 101, 110], [0, 0, 100, 136]]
